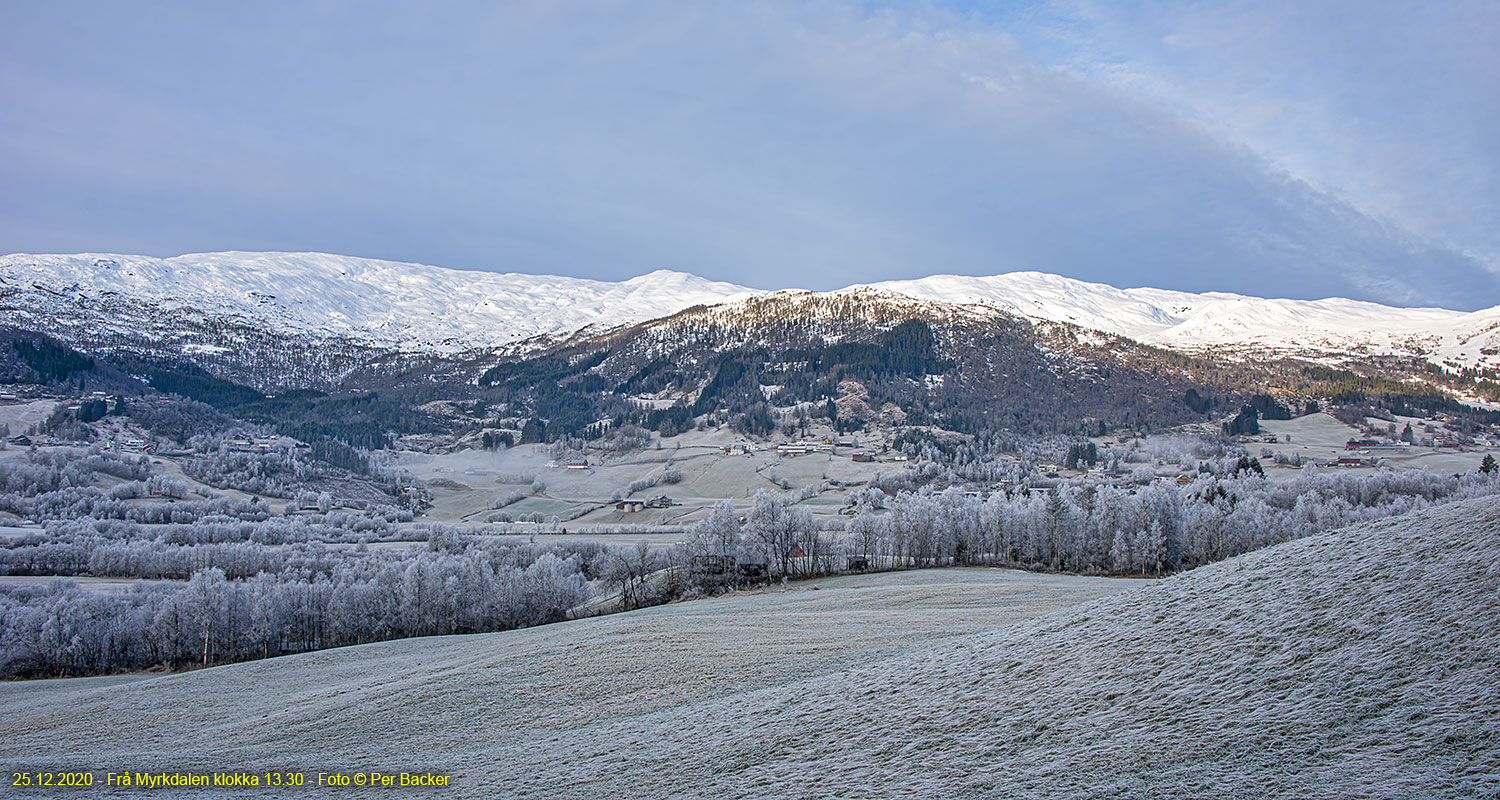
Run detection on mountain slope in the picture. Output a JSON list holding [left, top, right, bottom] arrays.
[[864, 271, 1500, 369], [8, 251, 1500, 371], [525, 288, 1213, 435], [0, 251, 762, 352], [7, 250, 1498, 403], [2, 498, 1494, 798]]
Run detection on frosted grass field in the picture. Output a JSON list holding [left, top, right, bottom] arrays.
[[3, 497, 1498, 797], [0, 569, 1131, 797], [0, 575, 176, 594]]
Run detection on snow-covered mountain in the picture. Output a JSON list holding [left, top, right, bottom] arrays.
[[0, 252, 762, 352], [5, 250, 1497, 372], [861, 272, 1500, 369]]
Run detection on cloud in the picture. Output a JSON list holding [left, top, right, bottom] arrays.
[[1022, 0, 1500, 279], [0, 0, 1494, 308]]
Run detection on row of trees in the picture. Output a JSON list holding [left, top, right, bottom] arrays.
[[1, 536, 605, 678], [0, 445, 646, 678], [677, 463, 1500, 582]]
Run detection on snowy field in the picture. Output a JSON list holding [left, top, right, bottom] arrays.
[[1258, 412, 1488, 476], [4, 495, 1499, 797], [0, 568, 1131, 797], [398, 418, 1500, 537], [0, 575, 176, 594], [503, 531, 688, 548], [397, 431, 897, 529], [0, 525, 39, 541], [0, 399, 58, 435]]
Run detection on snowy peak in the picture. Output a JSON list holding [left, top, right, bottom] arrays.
[[0, 252, 764, 351], [5, 250, 1498, 372], [855, 272, 1500, 369]]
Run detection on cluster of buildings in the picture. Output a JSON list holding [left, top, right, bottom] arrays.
[[775, 439, 837, 455], [613, 495, 676, 513], [721, 438, 887, 463]]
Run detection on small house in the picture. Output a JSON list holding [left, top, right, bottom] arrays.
[[615, 499, 647, 512]]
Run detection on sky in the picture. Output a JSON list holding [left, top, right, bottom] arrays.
[[1, 1, 1496, 309]]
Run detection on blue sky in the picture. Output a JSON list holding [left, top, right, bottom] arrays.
[[2, 1, 1496, 308]]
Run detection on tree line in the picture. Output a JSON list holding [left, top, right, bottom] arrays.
[[675, 462, 1500, 583]]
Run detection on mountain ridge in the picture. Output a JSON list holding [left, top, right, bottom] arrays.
[[0, 251, 763, 353], [857, 271, 1500, 369], [5, 250, 1498, 374]]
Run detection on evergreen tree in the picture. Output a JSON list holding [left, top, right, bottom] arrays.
[[1232, 456, 1264, 476], [77, 399, 108, 423], [520, 417, 546, 444], [1224, 405, 1259, 436]]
